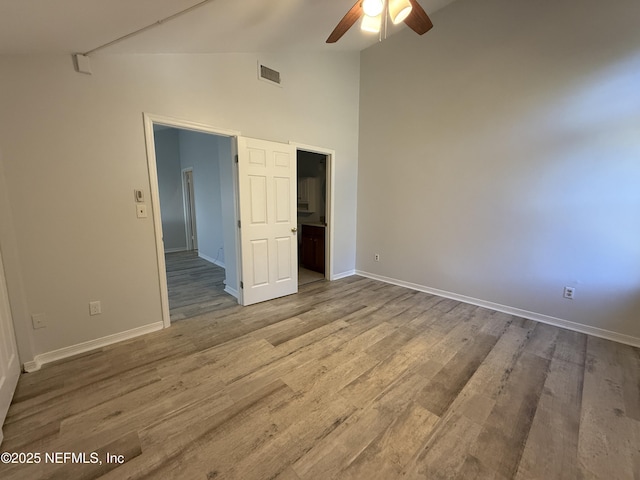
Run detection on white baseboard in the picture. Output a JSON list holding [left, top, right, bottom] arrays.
[[224, 285, 239, 298], [331, 269, 356, 281], [164, 247, 188, 253], [356, 270, 640, 348], [198, 252, 225, 269], [23, 321, 164, 373]]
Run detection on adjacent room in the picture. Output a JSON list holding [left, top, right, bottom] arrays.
[[0, 0, 638, 478], [297, 150, 329, 286], [153, 125, 238, 320]]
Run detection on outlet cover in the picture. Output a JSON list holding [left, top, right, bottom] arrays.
[[563, 287, 575, 300], [89, 301, 102, 316], [136, 205, 148, 218], [31, 313, 46, 329]]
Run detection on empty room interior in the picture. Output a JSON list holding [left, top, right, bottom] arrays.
[[0, 0, 638, 478]]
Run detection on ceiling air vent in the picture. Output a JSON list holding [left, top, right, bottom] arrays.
[[258, 63, 282, 87]]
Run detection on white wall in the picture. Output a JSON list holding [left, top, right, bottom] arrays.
[[0, 52, 360, 363], [178, 130, 224, 264], [357, 0, 640, 342], [154, 128, 187, 251]]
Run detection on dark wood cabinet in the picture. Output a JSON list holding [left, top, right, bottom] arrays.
[[300, 225, 325, 274]]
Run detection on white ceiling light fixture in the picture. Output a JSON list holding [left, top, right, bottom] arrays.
[[359, 0, 413, 35], [362, 0, 384, 17], [361, 13, 382, 33], [388, 0, 413, 24]]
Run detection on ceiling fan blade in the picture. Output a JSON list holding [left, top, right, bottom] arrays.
[[326, 0, 364, 43], [404, 0, 433, 35]]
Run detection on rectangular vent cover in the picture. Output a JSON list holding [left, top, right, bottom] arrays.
[[259, 64, 281, 85]]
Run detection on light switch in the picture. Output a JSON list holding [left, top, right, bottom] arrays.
[[136, 205, 148, 218]]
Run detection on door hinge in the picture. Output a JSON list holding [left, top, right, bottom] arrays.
[[240, 281, 243, 289], [237, 220, 241, 228], [234, 154, 239, 164]]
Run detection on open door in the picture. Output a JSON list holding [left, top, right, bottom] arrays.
[[0, 249, 20, 446], [237, 137, 298, 306]]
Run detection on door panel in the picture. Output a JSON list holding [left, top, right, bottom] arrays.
[[250, 239, 269, 286], [249, 176, 268, 224], [275, 236, 293, 281], [0, 248, 20, 446], [238, 137, 298, 305], [274, 177, 291, 223]]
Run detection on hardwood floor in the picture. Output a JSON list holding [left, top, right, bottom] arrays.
[[1, 276, 638, 479], [165, 251, 236, 321]]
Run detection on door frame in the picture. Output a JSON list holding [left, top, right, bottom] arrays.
[[181, 167, 198, 251], [290, 142, 336, 280], [143, 113, 241, 328], [0, 246, 20, 446]]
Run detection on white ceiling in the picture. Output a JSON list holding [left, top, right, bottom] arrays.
[[0, 0, 457, 55]]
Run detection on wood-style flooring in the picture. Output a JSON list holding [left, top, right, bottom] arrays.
[[298, 267, 325, 286], [1, 276, 639, 479], [165, 251, 236, 321], [166, 251, 325, 322]]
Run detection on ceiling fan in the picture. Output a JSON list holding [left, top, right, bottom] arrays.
[[327, 0, 433, 43]]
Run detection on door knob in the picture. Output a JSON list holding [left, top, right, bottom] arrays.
[[291, 227, 297, 233]]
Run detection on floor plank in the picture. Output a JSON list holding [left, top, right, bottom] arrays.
[[577, 336, 640, 480], [515, 329, 586, 480]]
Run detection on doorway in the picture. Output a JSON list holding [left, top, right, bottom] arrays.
[[145, 115, 337, 324], [296, 148, 332, 286], [145, 115, 241, 327], [154, 126, 234, 320]]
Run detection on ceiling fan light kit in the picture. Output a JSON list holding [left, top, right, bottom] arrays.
[[327, 0, 433, 43], [360, 0, 412, 36]]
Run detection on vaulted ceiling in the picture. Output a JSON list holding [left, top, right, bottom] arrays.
[[0, 0, 457, 55]]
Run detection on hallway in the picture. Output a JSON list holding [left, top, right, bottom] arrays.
[[165, 251, 236, 321]]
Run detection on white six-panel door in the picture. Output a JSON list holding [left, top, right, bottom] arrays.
[[0, 248, 20, 446], [237, 137, 298, 306]]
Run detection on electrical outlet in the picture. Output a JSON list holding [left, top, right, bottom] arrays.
[[374, 253, 380, 262], [136, 204, 148, 218], [31, 313, 46, 329], [89, 301, 102, 316], [563, 287, 575, 300]]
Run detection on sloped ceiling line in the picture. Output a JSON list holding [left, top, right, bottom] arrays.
[[83, 0, 218, 55]]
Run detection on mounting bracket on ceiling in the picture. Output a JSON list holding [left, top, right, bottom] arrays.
[[72, 54, 92, 75]]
